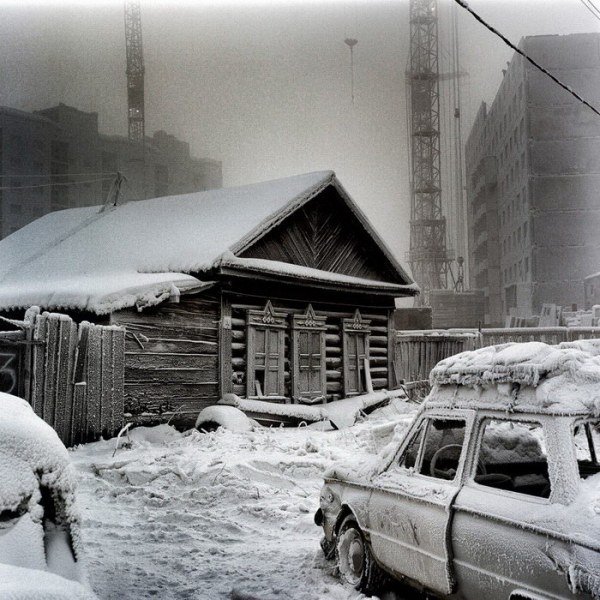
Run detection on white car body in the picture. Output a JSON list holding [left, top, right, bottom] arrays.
[[317, 341, 600, 599]]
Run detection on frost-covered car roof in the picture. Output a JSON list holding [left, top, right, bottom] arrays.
[[429, 339, 600, 416]]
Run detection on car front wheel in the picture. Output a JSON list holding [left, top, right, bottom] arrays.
[[335, 515, 384, 596]]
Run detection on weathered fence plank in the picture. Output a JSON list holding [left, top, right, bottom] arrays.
[[0, 311, 125, 446]]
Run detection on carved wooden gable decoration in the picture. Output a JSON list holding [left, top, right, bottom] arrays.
[[240, 185, 403, 284]]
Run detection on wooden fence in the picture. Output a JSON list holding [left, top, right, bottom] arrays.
[[395, 326, 600, 395], [2, 308, 125, 446]]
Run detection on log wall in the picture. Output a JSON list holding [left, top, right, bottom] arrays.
[[112, 295, 220, 422]]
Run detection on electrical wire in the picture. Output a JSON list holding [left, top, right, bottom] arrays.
[[0, 177, 114, 192], [579, 0, 600, 21], [454, 0, 600, 119], [0, 172, 117, 179], [589, 0, 600, 17]]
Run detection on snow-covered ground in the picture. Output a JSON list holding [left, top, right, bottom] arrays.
[[70, 402, 417, 600]]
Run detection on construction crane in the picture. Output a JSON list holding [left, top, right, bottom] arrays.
[[406, 0, 453, 306], [124, 0, 145, 145]]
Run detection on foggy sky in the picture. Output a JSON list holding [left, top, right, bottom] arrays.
[[0, 0, 598, 263]]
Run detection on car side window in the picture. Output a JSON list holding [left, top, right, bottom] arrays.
[[475, 419, 550, 498], [573, 421, 600, 479], [398, 420, 426, 470], [398, 418, 467, 481]]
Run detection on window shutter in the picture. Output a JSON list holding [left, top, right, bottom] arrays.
[[342, 309, 371, 397], [291, 305, 326, 404], [246, 301, 287, 398]]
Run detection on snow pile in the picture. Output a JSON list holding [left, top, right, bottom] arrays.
[[221, 388, 409, 429], [0, 564, 97, 600], [0, 394, 82, 560], [430, 340, 600, 415], [71, 404, 417, 599], [195, 405, 254, 432]]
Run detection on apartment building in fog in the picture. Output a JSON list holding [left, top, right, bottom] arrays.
[[465, 33, 600, 325], [0, 103, 222, 239]]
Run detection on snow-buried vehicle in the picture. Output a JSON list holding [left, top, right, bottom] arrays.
[[316, 340, 600, 599], [0, 393, 96, 599]]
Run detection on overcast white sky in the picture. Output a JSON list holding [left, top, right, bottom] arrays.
[[0, 0, 598, 262]]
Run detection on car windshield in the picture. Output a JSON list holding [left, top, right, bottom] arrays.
[[573, 420, 600, 479]]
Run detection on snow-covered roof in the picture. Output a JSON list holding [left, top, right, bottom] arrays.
[[0, 171, 414, 314], [429, 340, 600, 415]]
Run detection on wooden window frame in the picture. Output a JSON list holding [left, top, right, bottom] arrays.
[[246, 300, 287, 399], [291, 304, 327, 404], [342, 309, 371, 398]]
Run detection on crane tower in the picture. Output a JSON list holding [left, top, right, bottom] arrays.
[[124, 0, 145, 144], [406, 0, 452, 306]]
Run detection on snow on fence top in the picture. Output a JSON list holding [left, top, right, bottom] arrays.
[[429, 339, 600, 415]]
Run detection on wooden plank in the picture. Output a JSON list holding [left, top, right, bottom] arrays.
[[100, 328, 113, 437], [124, 337, 218, 354], [124, 353, 218, 370], [219, 297, 234, 396], [86, 325, 102, 440], [42, 315, 59, 428], [53, 316, 73, 444], [387, 310, 395, 389], [112, 328, 125, 434], [120, 323, 219, 341], [124, 368, 219, 385]]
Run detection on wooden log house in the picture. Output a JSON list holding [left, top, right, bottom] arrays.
[[0, 171, 418, 426]]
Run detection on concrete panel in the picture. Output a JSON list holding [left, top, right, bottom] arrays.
[[532, 211, 600, 247], [532, 281, 585, 314], [524, 34, 600, 70], [528, 104, 600, 139], [533, 245, 600, 284], [531, 175, 600, 211], [527, 69, 600, 107], [530, 137, 600, 175]]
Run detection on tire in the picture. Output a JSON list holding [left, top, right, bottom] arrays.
[[335, 515, 385, 596]]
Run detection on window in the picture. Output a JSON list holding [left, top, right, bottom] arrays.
[[342, 310, 371, 397], [246, 301, 287, 398], [475, 419, 550, 498], [291, 305, 326, 404], [573, 421, 600, 479], [399, 418, 467, 482]]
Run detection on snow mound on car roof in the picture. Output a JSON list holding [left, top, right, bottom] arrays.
[[0, 393, 82, 558], [430, 340, 600, 415]]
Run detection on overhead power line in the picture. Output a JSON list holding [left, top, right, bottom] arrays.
[[0, 172, 117, 180], [454, 0, 600, 119], [579, 0, 600, 21], [0, 177, 114, 192]]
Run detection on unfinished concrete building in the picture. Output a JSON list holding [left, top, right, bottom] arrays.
[[0, 103, 222, 239], [465, 33, 600, 325]]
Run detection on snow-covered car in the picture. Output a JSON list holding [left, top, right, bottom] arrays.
[[0, 392, 96, 599], [316, 340, 600, 599]]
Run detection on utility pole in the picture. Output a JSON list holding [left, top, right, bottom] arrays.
[[406, 0, 453, 306]]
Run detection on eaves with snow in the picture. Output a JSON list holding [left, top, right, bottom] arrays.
[[0, 171, 418, 315]]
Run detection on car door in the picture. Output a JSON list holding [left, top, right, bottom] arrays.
[[367, 410, 474, 596], [451, 414, 578, 599]]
